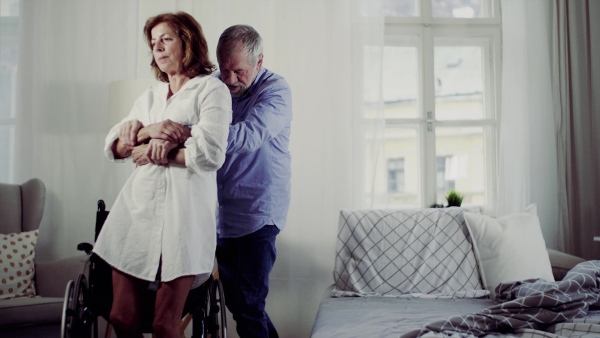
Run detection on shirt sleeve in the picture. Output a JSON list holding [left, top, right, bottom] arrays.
[[227, 79, 292, 154], [184, 82, 233, 174], [103, 90, 150, 162]]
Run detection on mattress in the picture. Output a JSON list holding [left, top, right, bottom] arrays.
[[310, 286, 494, 338]]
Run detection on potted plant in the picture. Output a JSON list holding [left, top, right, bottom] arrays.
[[445, 189, 464, 207]]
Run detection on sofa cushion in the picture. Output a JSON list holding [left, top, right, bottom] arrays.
[[0, 230, 39, 299], [547, 248, 586, 281], [0, 296, 64, 327]]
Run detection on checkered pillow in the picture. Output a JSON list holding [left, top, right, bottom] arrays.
[[331, 207, 488, 298]]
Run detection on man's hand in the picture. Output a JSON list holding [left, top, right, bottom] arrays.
[[138, 119, 189, 144], [119, 120, 144, 149], [132, 144, 150, 166]]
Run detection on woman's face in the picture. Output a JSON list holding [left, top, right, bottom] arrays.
[[151, 22, 184, 76]]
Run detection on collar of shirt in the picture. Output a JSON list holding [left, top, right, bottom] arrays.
[[214, 67, 266, 102]]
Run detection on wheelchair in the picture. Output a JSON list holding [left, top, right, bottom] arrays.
[[61, 200, 227, 338]]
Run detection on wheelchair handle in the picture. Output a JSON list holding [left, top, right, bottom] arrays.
[[97, 200, 106, 212], [77, 242, 94, 255]]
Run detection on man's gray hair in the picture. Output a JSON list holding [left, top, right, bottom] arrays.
[[217, 25, 263, 66]]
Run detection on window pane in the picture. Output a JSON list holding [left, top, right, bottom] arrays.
[[382, 45, 419, 118], [434, 44, 484, 120], [432, 0, 493, 18], [435, 126, 487, 206], [367, 127, 421, 207], [382, 0, 418, 17], [0, 125, 13, 182]]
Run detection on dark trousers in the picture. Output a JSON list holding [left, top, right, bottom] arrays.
[[216, 224, 280, 338]]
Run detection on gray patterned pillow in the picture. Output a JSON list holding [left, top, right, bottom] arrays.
[[331, 207, 488, 298]]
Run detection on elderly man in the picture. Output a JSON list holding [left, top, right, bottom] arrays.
[[214, 25, 292, 338]]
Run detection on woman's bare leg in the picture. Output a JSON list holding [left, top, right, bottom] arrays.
[[110, 269, 145, 338], [152, 275, 195, 338]]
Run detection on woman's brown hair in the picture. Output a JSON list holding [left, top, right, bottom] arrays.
[[144, 12, 216, 82]]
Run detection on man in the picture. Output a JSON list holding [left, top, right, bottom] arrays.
[[215, 25, 292, 338]]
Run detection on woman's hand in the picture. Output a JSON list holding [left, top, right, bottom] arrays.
[[118, 120, 144, 149], [138, 119, 188, 144], [146, 139, 178, 165]]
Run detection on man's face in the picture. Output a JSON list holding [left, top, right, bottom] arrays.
[[218, 42, 263, 97]]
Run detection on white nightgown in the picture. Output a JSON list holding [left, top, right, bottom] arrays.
[[93, 75, 232, 287]]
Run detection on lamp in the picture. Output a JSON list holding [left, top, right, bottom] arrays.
[[108, 78, 159, 125], [104, 79, 159, 205]]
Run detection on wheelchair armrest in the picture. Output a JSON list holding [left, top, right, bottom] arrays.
[[78, 242, 94, 255]]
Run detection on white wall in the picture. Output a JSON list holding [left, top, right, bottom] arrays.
[[18, 1, 357, 337]]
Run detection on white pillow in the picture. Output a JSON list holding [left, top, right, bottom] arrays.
[[463, 204, 554, 298]]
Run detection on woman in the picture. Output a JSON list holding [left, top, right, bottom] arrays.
[[93, 12, 231, 338]]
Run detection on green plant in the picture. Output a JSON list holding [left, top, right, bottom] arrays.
[[428, 203, 445, 208], [445, 189, 464, 207]]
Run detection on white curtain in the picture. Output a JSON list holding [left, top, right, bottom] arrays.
[[498, 0, 559, 248], [14, 1, 383, 337]]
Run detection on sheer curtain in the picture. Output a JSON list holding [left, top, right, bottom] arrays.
[[15, 0, 140, 260], [14, 1, 383, 337], [498, 0, 559, 247]]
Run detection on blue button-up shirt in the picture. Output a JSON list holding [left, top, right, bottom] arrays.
[[215, 67, 292, 238]]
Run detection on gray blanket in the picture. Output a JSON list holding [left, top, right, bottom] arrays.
[[402, 260, 600, 338]]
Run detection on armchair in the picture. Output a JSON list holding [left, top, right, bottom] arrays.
[[0, 178, 87, 338]]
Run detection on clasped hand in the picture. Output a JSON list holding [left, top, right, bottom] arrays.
[[118, 119, 191, 166], [132, 139, 178, 166]]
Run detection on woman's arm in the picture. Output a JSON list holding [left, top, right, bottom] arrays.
[[136, 120, 190, 144], [182, 83, 232, 174]]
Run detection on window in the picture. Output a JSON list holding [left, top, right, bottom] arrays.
[[0, 0, 19, 183], [436, 156, 455, 194], [363, 0, 500, 209]]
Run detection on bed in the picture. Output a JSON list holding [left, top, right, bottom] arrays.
[[310, 207, 600, 338]]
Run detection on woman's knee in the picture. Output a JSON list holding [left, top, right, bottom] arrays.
[[110, 307, 140, 335], [151, 316, 179, 337]]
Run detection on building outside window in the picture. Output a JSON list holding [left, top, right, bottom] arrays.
[[387, 158, 405, 193], [363, 0, 500, 209]]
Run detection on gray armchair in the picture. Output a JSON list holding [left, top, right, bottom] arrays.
[[0, 178, 87, 338]]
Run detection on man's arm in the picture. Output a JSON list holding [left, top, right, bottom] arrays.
[[227, 81, 292, 154], [111, 139, 133, 159]]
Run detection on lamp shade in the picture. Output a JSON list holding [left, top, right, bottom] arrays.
[[108, 79, 159, 126]]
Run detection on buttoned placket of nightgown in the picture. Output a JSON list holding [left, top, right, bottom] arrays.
[[154, 84, 186, 281]]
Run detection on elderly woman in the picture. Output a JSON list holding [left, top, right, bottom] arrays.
[[93, 12, 231, 338]]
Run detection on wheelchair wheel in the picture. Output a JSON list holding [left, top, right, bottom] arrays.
[[206, 277, 227, 338], [62, 274, 93, 338], [61, 280, 74, 338]]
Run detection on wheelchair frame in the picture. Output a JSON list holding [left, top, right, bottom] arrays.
[[61, 200, 227, 338]]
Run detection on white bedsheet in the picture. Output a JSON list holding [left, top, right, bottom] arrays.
[[311, 286, 494, 338]]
